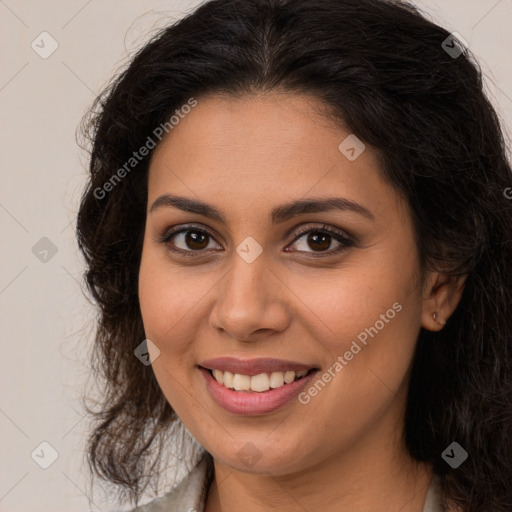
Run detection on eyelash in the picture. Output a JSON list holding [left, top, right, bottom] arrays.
[[157, 223, 355, 259]]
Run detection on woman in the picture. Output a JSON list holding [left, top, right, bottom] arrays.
[[76, 0, 512, 511]]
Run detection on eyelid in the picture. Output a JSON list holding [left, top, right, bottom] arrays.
[[287, 223, 354, 245], [155, 223, 221, 257], [156, 222, 355, 257], [156, 223, 218, 243]]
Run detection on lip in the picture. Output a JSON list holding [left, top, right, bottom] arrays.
[[199, 357, 316, 376], [199, 366, 320, 415]]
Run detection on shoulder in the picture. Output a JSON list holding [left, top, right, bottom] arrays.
[[423, 476, 445, 512], [115, 452, 214, 512], [423, 476, 467, 512]]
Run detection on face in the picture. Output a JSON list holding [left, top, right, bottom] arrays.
[[138, 92, 428, 476]]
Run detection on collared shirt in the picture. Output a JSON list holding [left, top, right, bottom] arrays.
[[122, 452, 443, 512]]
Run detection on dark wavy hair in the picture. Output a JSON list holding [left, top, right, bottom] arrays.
[[76, 0, 512, 510]]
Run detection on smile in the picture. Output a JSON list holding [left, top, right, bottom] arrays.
[[208, 368, 312, 392], [198, 361, 320, 415]]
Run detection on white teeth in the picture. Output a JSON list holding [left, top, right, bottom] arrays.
[[223, 371, 234, 388], [233, 373, 251, 391], [269, 371, 284, 388], [251, 373, 270, 392], [212, 369, 224, 384], [284, 370, 295, 383], [210, 368, 311, 392]]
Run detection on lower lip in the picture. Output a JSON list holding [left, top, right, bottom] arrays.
[[199, 367, 319, 415]]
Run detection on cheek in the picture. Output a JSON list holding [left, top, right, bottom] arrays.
[[138, 249, 202, 407], [294, 292, 420, 452], [287, 262, 419, 347], [138, 247, 205, 352], [293, 255, 422, 399]]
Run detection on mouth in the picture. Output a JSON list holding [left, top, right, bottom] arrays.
[[200, 366, 317, 393], [198, 359, 321, 415]]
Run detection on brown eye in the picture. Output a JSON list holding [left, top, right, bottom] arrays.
[[160, 227, 221, 256], [286, 225, 354, 257], [159, 223, 354, 259], [305, 232, 332, 251], [183, 230, 209, 250]]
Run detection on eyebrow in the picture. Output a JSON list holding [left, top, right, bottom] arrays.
[[149, 194, 375, 224]]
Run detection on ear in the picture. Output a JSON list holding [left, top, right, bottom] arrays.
[[421, 271, 467, 331]]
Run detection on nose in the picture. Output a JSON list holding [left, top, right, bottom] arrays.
[[209, 253, 290, 342]]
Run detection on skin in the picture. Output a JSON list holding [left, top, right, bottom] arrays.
[[138, 92, 465, 512]]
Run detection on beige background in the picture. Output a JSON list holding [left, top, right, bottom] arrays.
[[1, 1, 511, 511]]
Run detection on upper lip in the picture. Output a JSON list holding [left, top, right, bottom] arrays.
[[199, 357, 317, 376]]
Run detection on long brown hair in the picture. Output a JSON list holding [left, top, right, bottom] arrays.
[[77, 1, 512, 509]]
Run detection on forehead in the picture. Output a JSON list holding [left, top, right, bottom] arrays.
[[147, 92, 403, 224]]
